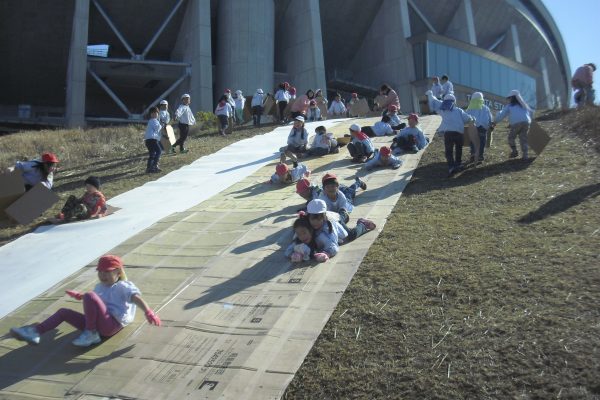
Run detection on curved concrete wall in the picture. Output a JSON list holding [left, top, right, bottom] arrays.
[[215, 0, 274, 100]]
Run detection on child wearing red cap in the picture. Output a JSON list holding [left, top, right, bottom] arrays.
[[11, 254, 161, 347], [296, 175, 366, 204], [307, 125, 338, 156], [364, 146, 402, 171], [347, 124, 374, 163], [9, 152, 59, 190], [306, 199, 376, 258], [55, 176, 107, 222], [284, 215, 329, 263], [215, 95, 233, 136], [270, 153, 310, 184], [317, 172, 363, 223], [392, 113, 429, 154]]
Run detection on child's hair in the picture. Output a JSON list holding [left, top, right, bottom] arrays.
[[315, 125, 326, 134], [382, 115, 391, 123], [149, 107, 159, 115], [509, 96, 519, 106], [293, 215, 318, 252]]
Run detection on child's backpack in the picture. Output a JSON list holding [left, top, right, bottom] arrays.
[[393, 135, 418, 153]]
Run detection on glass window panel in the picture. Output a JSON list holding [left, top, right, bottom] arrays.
[[459, 50, 470, 85], [470, 54, 481, 89], [447, 47, 459, 80], [436, 43, 447, 76]]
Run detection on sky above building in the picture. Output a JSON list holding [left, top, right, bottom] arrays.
[[542, 0, 599, 105]]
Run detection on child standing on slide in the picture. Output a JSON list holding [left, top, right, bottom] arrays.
[[10, 255, 161, 347]]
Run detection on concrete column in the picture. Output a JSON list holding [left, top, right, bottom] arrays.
[[539, 56, 553, 109], [171, 0, 213, 112], [276, 0, 326, 94], [509, 24, 522, 63], [216, 0, 274, 99], [65, 0, 90, 128], [350, 0, 418, 112], [444, 0, 477, 46]]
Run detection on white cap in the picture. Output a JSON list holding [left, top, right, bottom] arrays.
[[294, 115, 305, 122], [471, 92, 483, 100], [508, 89, 520, 97], [181, 93, 190, 99], [159, 100, 168, 105], [257, 88, 264, 94], [443, 94, 456, 102], [349, 123, 361, 132], [307, 199, 327, 214]]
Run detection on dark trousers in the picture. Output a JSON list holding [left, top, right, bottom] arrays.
[[173, 123, 189, 150], [348, 142, 371, 159], [252, 105, 263, 126], [278, 101, 288, 122], [145, 138, 162, 171], [61, 195, 87, 220], [443, 131, 463, 169], [217, 115, 229, 131], [290, 111, 303, 119]]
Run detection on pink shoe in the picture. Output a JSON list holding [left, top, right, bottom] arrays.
[[357, 218, 376, 231]]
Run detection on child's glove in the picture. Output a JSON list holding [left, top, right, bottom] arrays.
[[65, 290, 83, 300], [145, 309, 162, 326], [290, 252, 304, 263], [314, 252, 329, 263]]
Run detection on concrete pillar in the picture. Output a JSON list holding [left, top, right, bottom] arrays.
[[539, 56, 553, 109], [276, 0, 327, 94], [350, 0, 418, 112], [509, 24, 522, 63], [216, 0, 274, 100], [65, 0, 90, 128], [444, 0, 477, 46], [171, 0, 213, 112]]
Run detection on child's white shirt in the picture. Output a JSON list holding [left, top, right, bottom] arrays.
[[93, 280, 141, 326]]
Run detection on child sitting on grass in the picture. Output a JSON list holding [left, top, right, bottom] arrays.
[[284, 216, 329, 263], [269, 153, 310, 184], [306, 199, 376, 258], [56, 176, 107, 222], [392, 113, 429, 155], [307, 125, 338, 156], [364, 146, 402, 171], [11, 254, 160, 347]]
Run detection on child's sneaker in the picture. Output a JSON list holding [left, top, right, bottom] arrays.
[[180, 148, 189, 154], [357, 218, 376, 231], [10, 325, 40, 345], [72, 330, 101, 347], [170, 146, 177, 154], [355, 176, 367, 190], [509, 149, 518, 158]]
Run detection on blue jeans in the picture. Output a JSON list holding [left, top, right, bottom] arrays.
[[145, 139, 162, 171], [339, 183, 359, 204], [469, 126, 487, 159]]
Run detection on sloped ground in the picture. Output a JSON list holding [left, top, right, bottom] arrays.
[[284, 108, 600, 399]]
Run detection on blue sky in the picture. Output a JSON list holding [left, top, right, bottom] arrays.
[[542, 0, 600, 105]]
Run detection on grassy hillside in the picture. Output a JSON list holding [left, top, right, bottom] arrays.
[[284, 107, 600, 399]]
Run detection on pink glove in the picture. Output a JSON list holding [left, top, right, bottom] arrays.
[[314, 252, 329, 263], [65, 290, 83, 300], [290, 252, 304, 263], [145, 309, 161, 326]]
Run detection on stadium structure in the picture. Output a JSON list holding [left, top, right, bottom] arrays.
[[0, 0, 571, 127]]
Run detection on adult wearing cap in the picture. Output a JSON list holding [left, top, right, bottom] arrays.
[[172, 94, 196, 154], [251, 88, 266, 127], [10, 254, 160, 347], [425, 90, 475, 176], [347, 124, 374, 163], [492, 89, 533, 160], [466, 92, 493, 163], [275, 82, 291, 123], [56, 175, 107, 222], [377, 84, 401, 115], [291, 89, 315, 119], [285, 115, 309, 159], [9, 152, 59, 190]]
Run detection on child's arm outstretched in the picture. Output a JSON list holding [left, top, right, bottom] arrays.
[[131, 294, 161, 326]]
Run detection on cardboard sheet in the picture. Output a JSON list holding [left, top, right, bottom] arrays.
[[0, 115, 440, 399], [160, 125, 176, 150], [348, 98, 369, 117], [373, 94, 387, 110], [4, 183, 59, 225], [317, 102, 328, 120], [462, 125, 479, 149], [262, 95, 274, 116], [528, 120, 551, 155]]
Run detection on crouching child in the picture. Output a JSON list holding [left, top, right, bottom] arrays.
[[56, 176, 107, 222]]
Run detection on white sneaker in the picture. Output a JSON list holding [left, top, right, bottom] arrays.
[[72, 330, 101, 347], [10, 325, 41, 345]]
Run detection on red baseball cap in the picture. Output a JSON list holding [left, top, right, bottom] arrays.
[[296, 178, 311, 194], [408, 113, 419, 122], [41, 152, 59, 163], [321, 172, 338, 185], [96, 255, 123, 271], [275, 163, 289, 177], [380, 146, 392, 157]]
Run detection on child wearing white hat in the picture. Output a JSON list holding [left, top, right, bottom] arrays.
[[492, 89, 533, 160], [251, 89, 265, 127], [347, 124, 374, 163], [173, 94, 196, 154]]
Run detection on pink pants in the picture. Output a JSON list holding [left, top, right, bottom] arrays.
[[36, 292, 122, 337]]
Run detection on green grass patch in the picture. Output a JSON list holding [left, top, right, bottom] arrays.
[[284, 109, 600, 399]]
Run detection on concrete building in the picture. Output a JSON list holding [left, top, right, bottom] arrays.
[[0, 0, 570, 127]]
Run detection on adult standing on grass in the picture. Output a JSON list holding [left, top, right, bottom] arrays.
[[492, 89, 533, 161], [426, 91, 474, 176], [571, 63, 596, 107], [8, 152, 59, 190], [172, 94, 196, 154], [377, 84, 401, 115]]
